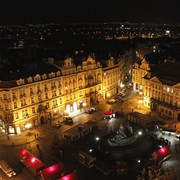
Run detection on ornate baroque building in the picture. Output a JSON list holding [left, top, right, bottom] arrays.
[[0, 56, 125, 134], [132, 58, 180, 121]]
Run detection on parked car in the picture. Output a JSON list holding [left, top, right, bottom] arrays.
[[85, 107, 97, 114], [55, 121, 61, 128], [107, 99, 116, 104], [63, 116, 73, 124], [120, 92, 126, 97], [0, 160, 16, 178]]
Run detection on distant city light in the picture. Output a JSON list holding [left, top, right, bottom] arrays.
[[95, 137, 100, 141]]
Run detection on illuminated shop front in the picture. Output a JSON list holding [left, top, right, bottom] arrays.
[[6, 123, 21, 134], [0, 118, 5, 131], [66, 102, 78, 115]]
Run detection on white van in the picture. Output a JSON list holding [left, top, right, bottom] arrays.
[[0, 160, 16, 177], [74, 151, 96, 168]]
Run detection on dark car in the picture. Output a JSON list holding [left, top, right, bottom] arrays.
[[54, 121, 61, 128], [85, 107, 97, 114], [63, 116, 73, 124]]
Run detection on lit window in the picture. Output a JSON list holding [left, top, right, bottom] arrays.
[[167, 87, 170, 92]]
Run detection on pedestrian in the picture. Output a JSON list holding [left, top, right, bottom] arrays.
[[37, 133, 39, 139], [36, 144, 39, 149], [35, 134, 36, 139]]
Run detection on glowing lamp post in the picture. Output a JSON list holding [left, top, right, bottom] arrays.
[[120, 82, 125, 88], [107, 93, 110, 98], [89, 149, 93, 152], [95, 136, 100, 141], [25, 123, 32, 135], [138, 99, 143, 109], [139, 91, 143, 95]]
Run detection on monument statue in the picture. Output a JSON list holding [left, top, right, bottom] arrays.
[[108, 122, 135, 147]]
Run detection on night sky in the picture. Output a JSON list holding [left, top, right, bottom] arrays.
[[0, 0, 179, 24]]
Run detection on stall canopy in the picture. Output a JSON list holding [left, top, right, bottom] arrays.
[[40, 163, 65, 180], [58, 172, 79, 180], [152, 146, 172, 162], [104, 111, 113, 116], [17, 148, 45, 175]]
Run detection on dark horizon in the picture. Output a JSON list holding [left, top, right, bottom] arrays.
[[0, 0, 180, 25]]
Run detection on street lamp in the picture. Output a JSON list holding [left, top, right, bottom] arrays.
[[25, 123, 32, 135], [120, 82, 125, 88], [89, 149, 93, 152], [138, 99, 143, 109], [95, 136, 100, 141], [107, 93, 110, 98]]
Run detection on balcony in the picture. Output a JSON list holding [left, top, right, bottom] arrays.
[[85, 93, 90, 97], [151, 98, 180, 110], [19, 94, 26, 98], [12, 96, 17, 100], [2, 98, 11, 102], [52, 104, 58, 108], [51, 86, 56, 90], [30, 91, 34, 96], [37, 89, 42, 94]]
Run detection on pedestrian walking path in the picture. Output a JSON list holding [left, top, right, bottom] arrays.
[[0, 92, 179, 147], [0, 110, 85, 147], [0, 128, 39, 146]]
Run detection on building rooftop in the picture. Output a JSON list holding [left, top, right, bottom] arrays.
[[150, 62, 180, 84], [0, 62, 60, 81]]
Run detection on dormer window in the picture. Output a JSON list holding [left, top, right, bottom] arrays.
[[34, 74, 41, 81], [42, 74, 47, 80], [27, 77, 33, 83]]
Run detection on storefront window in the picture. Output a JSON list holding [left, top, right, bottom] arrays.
[[9, 126, 15, 134]]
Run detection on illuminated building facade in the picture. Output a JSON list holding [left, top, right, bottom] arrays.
[[132, 58, 149, 92], [0, 56, 126, 134], [102, 57, 125, 99], [132, 59, 180, 121]]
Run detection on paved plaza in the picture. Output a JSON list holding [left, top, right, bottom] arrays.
[[1, 90, 180, 147]]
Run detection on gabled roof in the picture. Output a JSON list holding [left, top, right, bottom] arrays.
[[149, 76, 162, 84], [172, 83, 180, 89]]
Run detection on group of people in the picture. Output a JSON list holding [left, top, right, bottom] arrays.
[[35, 133, 39, 139], [137, 166, 176, 180]]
